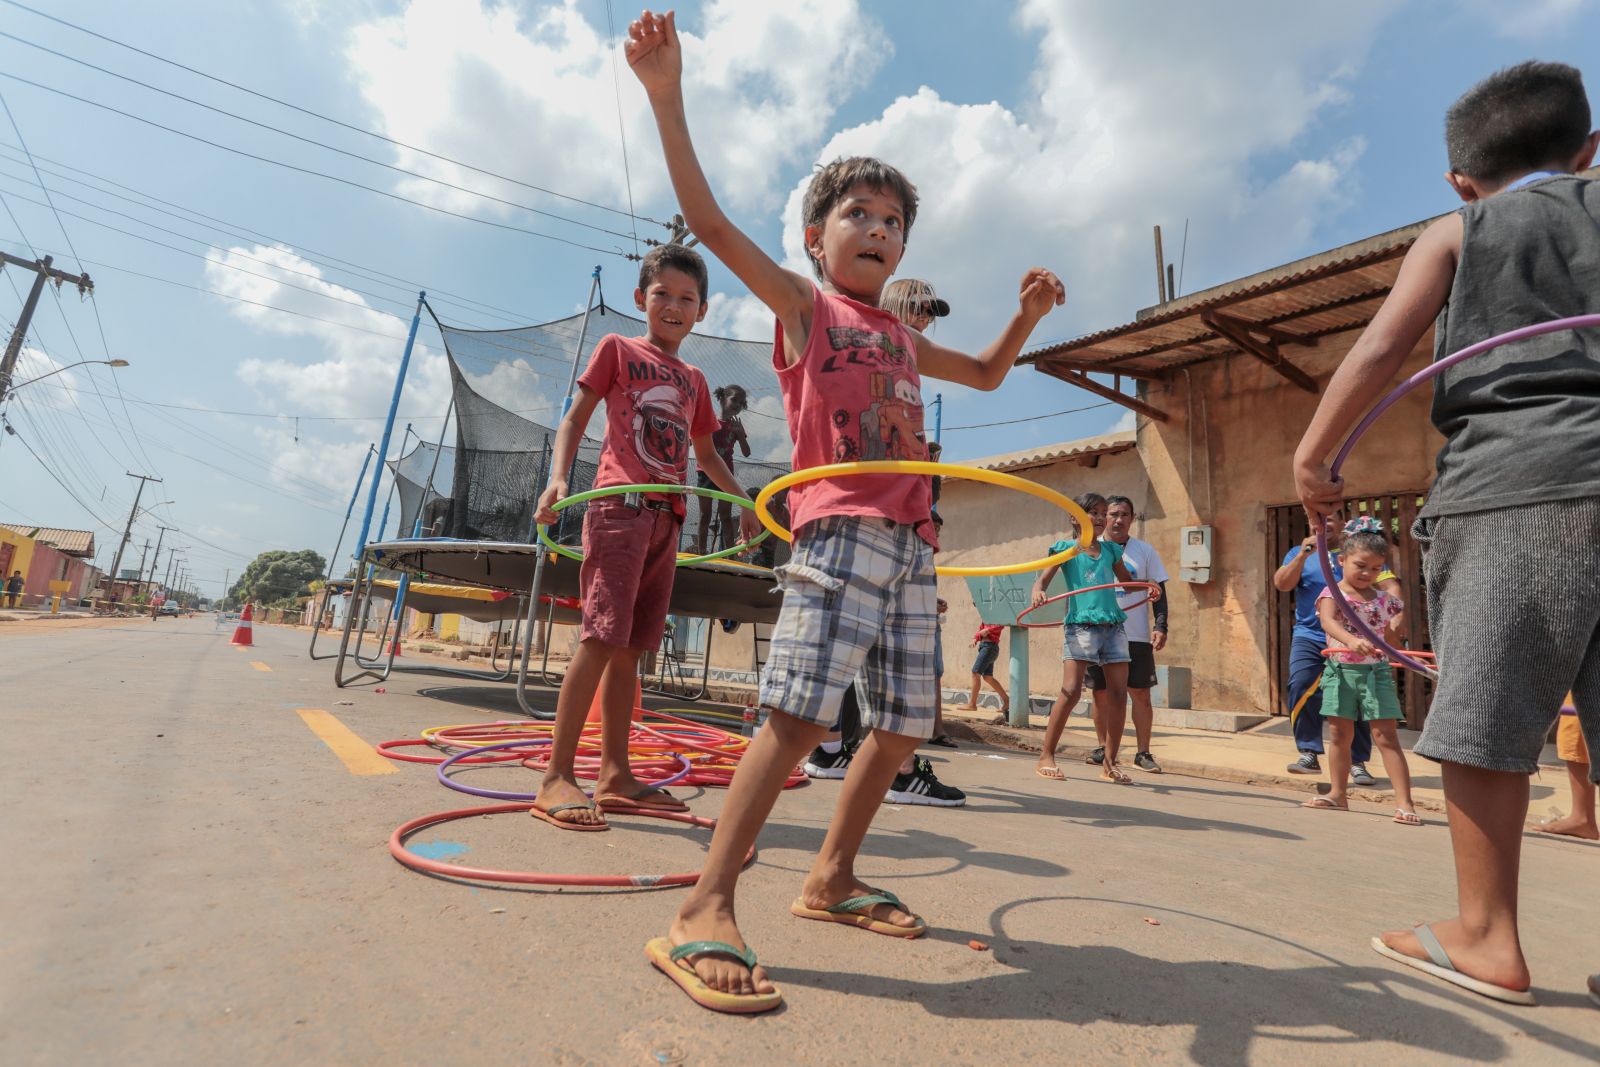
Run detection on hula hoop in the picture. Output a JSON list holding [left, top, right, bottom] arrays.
[[435, 737, 693, 802], [753, 461, 1094, 577], [377, 738, 539, 765], [1320, 648, 1435, 661], [389, 802, 754, 887], [1014, 581, 1160, 628], [1317, 313, 1600, 678], [536, 483, 769, 566]]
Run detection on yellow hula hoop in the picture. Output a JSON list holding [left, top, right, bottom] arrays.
[[753, 461, 1093, 577]]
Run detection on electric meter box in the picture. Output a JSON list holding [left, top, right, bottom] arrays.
[[1179, 525, 1212, 583]]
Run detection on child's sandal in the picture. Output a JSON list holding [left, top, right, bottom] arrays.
[[1393, 808, 1422, 826]]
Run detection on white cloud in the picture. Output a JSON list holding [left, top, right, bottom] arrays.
[[343, 0, 889, 225]]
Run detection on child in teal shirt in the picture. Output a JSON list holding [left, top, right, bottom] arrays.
[[1030, 492, 1155, 784]]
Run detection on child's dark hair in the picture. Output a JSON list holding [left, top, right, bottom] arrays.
[[1343, 530, 1390, 561], [713, 384, 747, 412], [801, 157, 919, 279], [638, 243, 709, 302], [1446, 61, 1591, 183], [1073, 492, 1107, 536]]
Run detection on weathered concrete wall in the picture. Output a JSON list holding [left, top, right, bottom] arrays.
[[1134, 331, 1442, 714], [934, 447, 1149, 698]]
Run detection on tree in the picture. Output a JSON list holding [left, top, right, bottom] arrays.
[[228, 549, 327, 609]]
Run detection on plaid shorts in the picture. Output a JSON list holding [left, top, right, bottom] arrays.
[[757, 515, 937, 739]]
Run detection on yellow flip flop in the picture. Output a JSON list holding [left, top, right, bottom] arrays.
[[790, 888, 927, 938], [645, 937, 782, 1015]]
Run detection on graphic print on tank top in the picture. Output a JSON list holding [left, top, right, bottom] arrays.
[[821, 326, 925, 463]]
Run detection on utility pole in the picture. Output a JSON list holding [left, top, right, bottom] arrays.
[[134, 539, 150, 598], [104, 472, 161, 611], [221, 567, 230, 610], [161, 547, 178, 592], [148, 525, 173, 592], [0, 252, 94, 403]]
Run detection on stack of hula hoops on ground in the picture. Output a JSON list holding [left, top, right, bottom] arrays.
[[378, 710, 802, 887]]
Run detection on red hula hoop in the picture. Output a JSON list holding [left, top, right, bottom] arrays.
[[388, 803, 756, 887], [1014, 582, 1161, 629], [377, 738, 538, 765]]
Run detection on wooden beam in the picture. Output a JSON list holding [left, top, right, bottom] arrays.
[[1201, 311, 1319, 393], [1057, 368, 1171, 422], [1035, 358, 1165, 381]]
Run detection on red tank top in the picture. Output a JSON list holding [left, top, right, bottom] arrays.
[[774, 287, 935, 547]]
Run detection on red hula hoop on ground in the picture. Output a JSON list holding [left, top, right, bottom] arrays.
[[1013, 582, 1161, 629], [1316, 313, 1600, 678], [388, 803, 755, 887]]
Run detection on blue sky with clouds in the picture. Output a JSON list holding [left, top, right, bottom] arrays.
[[0, 0, 1596, 591]]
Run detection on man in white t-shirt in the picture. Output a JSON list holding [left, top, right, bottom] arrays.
[[1085, 495, 1171, 772]]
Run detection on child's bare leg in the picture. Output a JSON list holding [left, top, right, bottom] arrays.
[[694, 497, 712, 555], [1531, 758, 1599, 839], [960, 674, 980, 710], [985, 673, 1010, 712], [1037, 660, 1087, 775], [594, 648, 655, 798], [1323, 718, 1354, 806], [1378, 761, 1532, 993], [1090, 688, 1110, 748], [1372, 720, 1416, 814], [669, 708, 827, 995], [801, 727, 923, 924], [534, 637, 614, 825], [1099, 662, 1129, 770]]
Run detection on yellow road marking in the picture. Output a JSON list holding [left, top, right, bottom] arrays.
[[295, 708, 397, 776], [250, 661, 272, 672]]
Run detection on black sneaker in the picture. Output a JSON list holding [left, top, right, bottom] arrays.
[[1350, 763, 1378, 787], [885, 757, 966, 807], [804, 742, 855, 780], [1287, 753, 1321, 774], [1085, 746, 1105, 766], [1133, 751, 1162, 773]]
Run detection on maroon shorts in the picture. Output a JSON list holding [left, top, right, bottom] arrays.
[[578, 499, 681, 649]]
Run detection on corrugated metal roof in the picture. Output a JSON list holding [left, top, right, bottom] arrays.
[[0, 524, 96, 557], [966, 431, 1137, 474], [1022, 166, 1600, 380]]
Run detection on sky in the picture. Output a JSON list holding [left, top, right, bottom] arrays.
[[0, 0, 1596, 595]]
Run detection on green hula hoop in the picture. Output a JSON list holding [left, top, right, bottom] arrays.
[[536, 483, 770, 566]]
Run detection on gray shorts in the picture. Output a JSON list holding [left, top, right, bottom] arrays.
[[757, 515, 937, 739], [1412, 497, 1600, 779]]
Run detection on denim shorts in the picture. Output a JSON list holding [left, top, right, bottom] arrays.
[[1062, 622, 1130, 666], [971, 641, 1000, 677]]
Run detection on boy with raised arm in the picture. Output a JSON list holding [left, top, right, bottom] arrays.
[[531, 243, 757, 830], [627, 9, 1065, 1014], [1295, 61, 1600, 1005]]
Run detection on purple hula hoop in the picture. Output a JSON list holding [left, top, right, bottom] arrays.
[[1317, 313, 1600, 677], [435, 737, 693, 801]]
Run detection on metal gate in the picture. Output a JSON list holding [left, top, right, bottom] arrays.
[[1266, 491, 1435, 730]]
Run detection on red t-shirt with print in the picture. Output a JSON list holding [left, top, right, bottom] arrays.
[[577, 333, 717, 517]]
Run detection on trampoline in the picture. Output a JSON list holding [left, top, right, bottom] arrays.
[[334, 538, 781, 711]]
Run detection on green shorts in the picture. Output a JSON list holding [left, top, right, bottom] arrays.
[[1319, 660, 1403, 722]]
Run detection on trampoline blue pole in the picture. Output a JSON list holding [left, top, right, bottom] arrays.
[[352, 292, 424, 563], [932, 393, 942, 444]]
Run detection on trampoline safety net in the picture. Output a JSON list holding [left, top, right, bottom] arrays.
[[435, 303, 790, 558]]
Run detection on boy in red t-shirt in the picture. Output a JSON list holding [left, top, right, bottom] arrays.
[[531, 244, 757, 831], [627, 11, 1064, 1013]]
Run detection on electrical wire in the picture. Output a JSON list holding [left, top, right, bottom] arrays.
[[0, 0, 665, 226], [942, 400, 1116, 432], [0, 71, 630, 258], [0, 412, 121, 532]]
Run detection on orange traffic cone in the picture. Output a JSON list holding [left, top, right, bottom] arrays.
[[385, 634, 403, 657], [230, 603, 254, 647], [586, 676, 644, 724]]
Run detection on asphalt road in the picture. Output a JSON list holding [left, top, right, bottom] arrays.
[[2, 616, 1597, 1066]]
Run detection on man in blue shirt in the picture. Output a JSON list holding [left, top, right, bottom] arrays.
[[1272, 522, 1398, 781]]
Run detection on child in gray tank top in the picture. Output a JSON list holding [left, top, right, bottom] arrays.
[[1295, 61, 1600, 1007]]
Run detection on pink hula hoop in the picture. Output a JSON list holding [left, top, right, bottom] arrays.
[[1014, 582, 1160, 629]]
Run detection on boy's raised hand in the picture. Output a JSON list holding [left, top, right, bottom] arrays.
[[1019, 268, 1067, 321], [625, 9, 681, 96], [738, 508, 763, 553]]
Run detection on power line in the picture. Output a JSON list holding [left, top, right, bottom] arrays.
[[0, 71, 632, 258], [0, 140, 548, 326], [942, 400, 1116, 432], [0, 28, 647, 245], [0, 411, 121, 532], [0, 0, 665, 226]]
